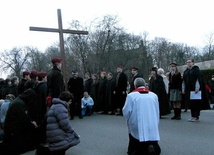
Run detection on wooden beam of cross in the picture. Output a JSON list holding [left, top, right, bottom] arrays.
[[29, 9, 88, 85]]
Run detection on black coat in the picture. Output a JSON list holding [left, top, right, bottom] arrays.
[[84, 78, 93, 95], [9, 84, 18, 98], [47, 66, 64, 98], [169, 72, 182, 90], [98, 77, 107, 110], [18, 78, 28, 95], [129, 73, 143, 92], [2, 84, 10, 99], [34, 81, 47, 124], [105, 78, 115, 110], [67, 77, 84, 97], [90, 81, 99, 111], [24, 79, 36, 90], [183, 65, 210, 110], [3, 89, 39, 154], [149, 75, 170, 115], [115, 72, 127, 93], [114, 72, 128, 108]]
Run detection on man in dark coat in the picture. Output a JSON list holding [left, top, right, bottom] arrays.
[[1, 89, 39, 155], [149, 67, 170, 117], [90, 74, 99, 112], [182, 59, 210, 122], [2, 78, 11, 99], [129, 67, 143, 93], [105, 72, 115, 114], [24, 70, 38, 90], [67, 70, 84, 119], [34, 72, 48, 143], [114, 66, 128, 116], [9, 76, 19, 98], [84, 72, 93, 95], [47, 58, 64, 106], [17, 71, 30, 95], [98, 71, 107, 114]]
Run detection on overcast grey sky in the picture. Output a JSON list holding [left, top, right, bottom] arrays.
[[0, 0, 214, 52]]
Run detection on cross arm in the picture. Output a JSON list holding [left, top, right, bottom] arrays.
[[62, 29, 88, 35], [30, 26, 88, 35], [29, 27, 60, 33]]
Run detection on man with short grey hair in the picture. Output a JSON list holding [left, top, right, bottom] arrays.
[[133, 77, 145, 88], [123, 78, 161, 155]]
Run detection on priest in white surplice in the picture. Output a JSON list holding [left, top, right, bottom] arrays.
[[123, 78, 161, 155]]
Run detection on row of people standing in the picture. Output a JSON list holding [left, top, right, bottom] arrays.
[[53, 60, 172, 120], [89, 66, 143, 116], [149, 59, 210, 121], [67, 65, 129, 118]]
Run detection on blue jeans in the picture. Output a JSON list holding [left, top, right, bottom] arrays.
[[82, 105, 93, 116]]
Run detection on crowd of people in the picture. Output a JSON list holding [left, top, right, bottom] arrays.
[[0, 57, 212, 155]]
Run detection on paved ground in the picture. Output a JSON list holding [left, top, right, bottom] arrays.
[[22, 109, 214, 155]]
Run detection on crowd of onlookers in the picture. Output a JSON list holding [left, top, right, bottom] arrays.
[[0, 57, 213, 155]]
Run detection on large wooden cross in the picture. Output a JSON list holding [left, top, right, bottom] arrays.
[[29, 9, 88, 83]]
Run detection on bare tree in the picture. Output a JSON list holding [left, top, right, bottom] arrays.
[[0, 47, 30, 78], [25, 47, 49, 72], [202, 32, 214, 60], [66, 20, 90, 75]]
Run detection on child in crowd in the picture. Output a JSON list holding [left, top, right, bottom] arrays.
[[81, 92, 94, 117]]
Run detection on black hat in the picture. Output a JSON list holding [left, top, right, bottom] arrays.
[[170, 62, 177, 66]]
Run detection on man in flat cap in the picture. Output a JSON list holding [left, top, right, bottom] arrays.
[[47, 58, 65, 107]]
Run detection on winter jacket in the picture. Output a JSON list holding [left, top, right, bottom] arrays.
[[46, 98, 80, 151]]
